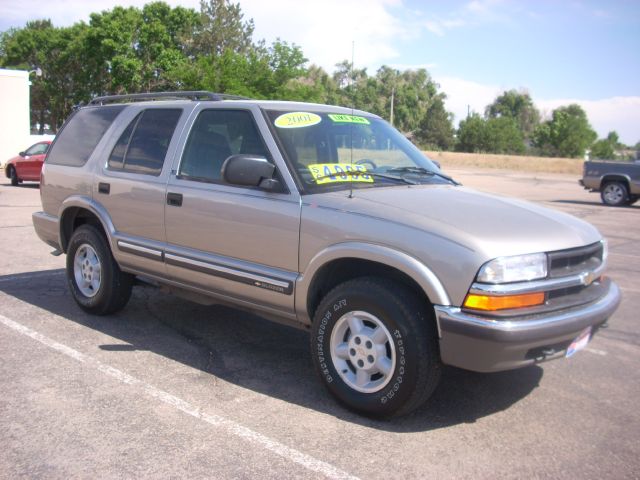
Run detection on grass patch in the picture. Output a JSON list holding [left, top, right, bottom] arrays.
[[425, 151, 584, 175]]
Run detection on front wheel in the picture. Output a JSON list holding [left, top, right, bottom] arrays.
[[66, 225, 133, 315], [9, 166, 19, 186], [311, 277, 441, 418], [601, 181, 629, 206]]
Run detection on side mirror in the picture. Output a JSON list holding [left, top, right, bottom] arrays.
[[221, 155, 279, 191], [19, 151, 26, 157], [432, 160, 441, 169]]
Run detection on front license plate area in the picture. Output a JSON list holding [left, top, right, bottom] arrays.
[[566, 327, 592, 358]]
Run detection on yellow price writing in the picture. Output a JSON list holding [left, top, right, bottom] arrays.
[[308, 163, 374, 184]]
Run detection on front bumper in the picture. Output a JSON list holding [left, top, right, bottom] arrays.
[[435, 278, 621, 372]]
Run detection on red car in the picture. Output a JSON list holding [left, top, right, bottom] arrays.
[[4, 140, 51, 186]]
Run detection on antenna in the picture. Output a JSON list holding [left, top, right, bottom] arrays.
[[349, 40, 355, 199]]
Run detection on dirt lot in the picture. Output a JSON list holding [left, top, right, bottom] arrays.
[[0, 169, 638, 479]]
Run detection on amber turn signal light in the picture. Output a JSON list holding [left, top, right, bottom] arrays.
[[463, 292, 545, 311]]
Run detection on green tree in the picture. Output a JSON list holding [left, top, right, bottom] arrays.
[[456, 113, 486, 153], [590, 131, 620, 159], [533, 104, 597, 157], [456, 114, 524, 154], [415, 96, 455, 150], [484, 116, 525, 154], [192, 0, 254, 56], [485, 89, 540, 142], [84, 3, 198, 94]]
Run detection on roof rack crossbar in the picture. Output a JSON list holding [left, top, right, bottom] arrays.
[[88, 91, 248, 105]]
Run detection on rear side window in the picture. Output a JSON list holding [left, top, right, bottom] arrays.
[[47, 106, 125, 167], [108, 109, 182, 176]]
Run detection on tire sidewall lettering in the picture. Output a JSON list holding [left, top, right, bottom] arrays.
[[316, 308, 333, 383], [380, 329, 406, 404]]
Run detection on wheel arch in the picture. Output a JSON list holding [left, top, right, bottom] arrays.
[[601, 174, 630, 190], [296, 242, 451, 332], [59, 196, 116, 253]]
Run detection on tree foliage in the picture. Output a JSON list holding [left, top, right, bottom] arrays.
[[533, 104, 597, 158], [485, 89, 540, 141], [416, 96, 455, 150], [590, 131, 620, 159], [456, 113, 524, 154]]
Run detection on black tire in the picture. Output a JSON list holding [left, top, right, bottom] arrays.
[[600, 181, 629, 206], [9, 166, 19, 186], [310, 277, 441, 418], [66, 224, 133, 315]]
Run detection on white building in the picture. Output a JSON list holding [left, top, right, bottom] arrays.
[[0, 69, 55, 168], [0, 69, 31, 167]]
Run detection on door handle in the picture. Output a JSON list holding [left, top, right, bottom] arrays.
[[167, 192, 183, 207], [98, 182, 110, 194]]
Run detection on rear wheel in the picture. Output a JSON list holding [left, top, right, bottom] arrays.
[[310, 277, 441, 418], [66, 225, 133, 315], [601, 181, 629, 206], [8, 166, 19, 186]]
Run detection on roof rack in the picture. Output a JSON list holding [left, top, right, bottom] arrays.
[[88, 91, 249, 106]]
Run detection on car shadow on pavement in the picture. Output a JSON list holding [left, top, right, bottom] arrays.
[[551, 199, 640, 208], [0, 182, 40, 189], [0, 269, 543, 432]]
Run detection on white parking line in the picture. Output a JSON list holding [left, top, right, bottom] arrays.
[[0, 314, 358, 480], [585, 348, 607, 356]]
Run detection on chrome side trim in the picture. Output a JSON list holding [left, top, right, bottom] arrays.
[[165, 253, 293, 295], [470, 263, 606, 295], [117, 240, 163, 260]]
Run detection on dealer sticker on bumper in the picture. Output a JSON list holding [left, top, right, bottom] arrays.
[[566, 327, 592, 358]]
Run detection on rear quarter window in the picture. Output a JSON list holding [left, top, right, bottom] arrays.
[[46, 106, 125, 167]]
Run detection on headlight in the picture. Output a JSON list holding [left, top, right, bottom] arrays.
[[477, 253, 547, 284]]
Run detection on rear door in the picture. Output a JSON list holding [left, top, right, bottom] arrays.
[[94, 105, 189, 278], [164, 105, 301, 317]]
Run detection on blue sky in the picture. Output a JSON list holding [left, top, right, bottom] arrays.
[[1, 0, 639, 143], [394, 0, 640, 100]]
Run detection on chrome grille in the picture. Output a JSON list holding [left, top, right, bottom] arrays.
[[548, 242, 603, 279]]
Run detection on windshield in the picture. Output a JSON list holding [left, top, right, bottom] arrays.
[[266, 110, 456, 193]]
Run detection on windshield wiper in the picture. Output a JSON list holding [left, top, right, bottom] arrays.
[[387, 166, 460, 185], [312, 171, 418, 185]]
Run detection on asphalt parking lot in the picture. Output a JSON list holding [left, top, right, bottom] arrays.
[[1, 168, 638, 479]]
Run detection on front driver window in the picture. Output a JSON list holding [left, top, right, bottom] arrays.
[[25, 143, 49, 156], [179, 109, 270, 183]]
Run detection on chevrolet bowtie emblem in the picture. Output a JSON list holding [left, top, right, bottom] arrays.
[[581, 271, 596, 286]]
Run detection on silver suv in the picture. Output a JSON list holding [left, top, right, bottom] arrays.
[[33, 92, 621, 417]]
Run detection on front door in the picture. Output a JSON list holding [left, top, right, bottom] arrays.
[[20, 142, 49, 179], [164, 106, 300, 316]]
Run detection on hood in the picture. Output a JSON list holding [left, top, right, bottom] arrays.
[[312, 184, 602, 258]]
